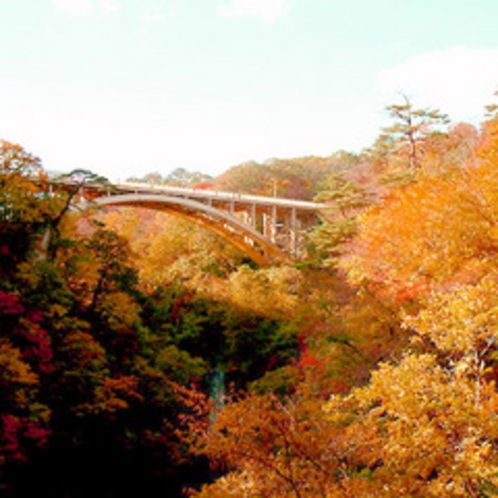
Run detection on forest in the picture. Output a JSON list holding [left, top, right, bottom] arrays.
[[2, 94, 498, 497]]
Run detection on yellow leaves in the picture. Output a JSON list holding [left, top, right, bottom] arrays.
[[0, 340, 38, 386], [404, 277, 498, 357], [86, 375, 143, 415], [199, 393, 339, 497], [476, 118, 498, 168], [319, 350, 498, 495], [192, 110, 498, 497], [0, 174, 41, 223], [193, 471, 256, 498], [352, 354, 446, 429], [325, 127, 498, 493], [100, 204, 306, 321], [224, 265, 302, 320], [103, 209, 245, 293], [0, 340, 46, 441], [71, 370, 146, 418], [98, 291, 141, 330], [344, 165, 498, 305]]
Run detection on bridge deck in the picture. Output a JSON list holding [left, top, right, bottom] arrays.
[[112, 182, 327, 211], [50, 177, 327, 265]]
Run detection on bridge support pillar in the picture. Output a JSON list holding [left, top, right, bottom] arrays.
[[290, 207, 297, 255], [250, 203, 256, 228], [270, 205, 277, 244]]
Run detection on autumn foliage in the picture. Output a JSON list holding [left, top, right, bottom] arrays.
[[194, 101, 498, 497], [0, 141, 301, 495], [3, 95, 498, 497]]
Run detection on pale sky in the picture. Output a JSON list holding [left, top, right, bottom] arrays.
[[1, 0, 498, 181]]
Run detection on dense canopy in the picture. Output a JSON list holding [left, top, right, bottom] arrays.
[[2, 95, 498, 497]]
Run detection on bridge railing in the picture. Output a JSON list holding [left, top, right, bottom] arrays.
[[116, 181, 327, 211], [42, 177, 328, 263]]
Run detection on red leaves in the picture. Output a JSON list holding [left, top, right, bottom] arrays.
[[15, 317, 53, 374], [0, 291, 24, 315], [1, 415, 25, 461], [297, 350, 324, 370], [0, 292, 53, 374], [0, 414, 49, 462]]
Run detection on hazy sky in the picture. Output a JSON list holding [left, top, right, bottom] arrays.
[[1, 0, 498, 181]]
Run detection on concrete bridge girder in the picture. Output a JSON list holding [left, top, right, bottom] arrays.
[[82, 193, 293, 267]]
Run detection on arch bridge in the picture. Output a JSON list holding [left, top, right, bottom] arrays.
[[68, 181, 326, 266]]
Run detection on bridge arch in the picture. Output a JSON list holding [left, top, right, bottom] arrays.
[[83, 193, 292, 266]]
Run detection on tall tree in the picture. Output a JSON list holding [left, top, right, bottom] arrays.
[[383, 94, 449, 171], [364, 95, 451, 187], [307, 172, 372, 268]]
